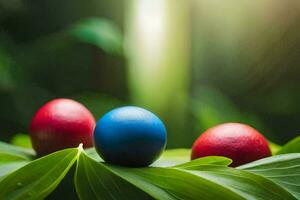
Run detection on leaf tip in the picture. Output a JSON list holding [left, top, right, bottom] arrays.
[[78, 143, 84, 151]]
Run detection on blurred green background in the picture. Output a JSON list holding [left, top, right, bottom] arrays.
[[0, 0, 299, 148]]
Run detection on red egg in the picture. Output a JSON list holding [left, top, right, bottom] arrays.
[[191, 123, 271, 167], [30, 98, 95, 156]]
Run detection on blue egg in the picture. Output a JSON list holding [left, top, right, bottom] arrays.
[[93, 106, 167, 167]]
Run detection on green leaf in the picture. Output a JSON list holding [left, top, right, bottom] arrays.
[[0, 153, 29, 180], [186, 165, 296, 200], [75, 152, 152, 200], [109, 165, 243, 200], [269, 141, 282, 155], [152, 149, 191, 167], [276, 136, 300, 155], [174, 156, 232, 170], [0, 153, 29, 163], [0, 141, 35, 159], [80, 149, 295, 200], [238, 153, 300, 199], [70, 18, 123, 55], [0, 148, 80, 199], [77, 151, 241, 200], [10, 134, 32, 149], [1, 144, 299, 199], [84, 148, 103, 162], [85, 148, 191, 167]]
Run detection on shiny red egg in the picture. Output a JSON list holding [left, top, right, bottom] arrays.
[[30, 98, 95, 156], [191, 123, 271, 167]]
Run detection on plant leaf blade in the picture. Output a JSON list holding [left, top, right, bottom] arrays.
[[109, 165, 244, 200], [0, 141, 35, 159], [173, 156, 232, 169], [0, 148, 79, 200], [70, 18, 123, 55], [0, 153, 29, 180], [75, 152, 153, 200], [152, 149, 191, 167], [186, 165, 296, 200], [276, 136, 300, 155], [238, 153, 300, 199]]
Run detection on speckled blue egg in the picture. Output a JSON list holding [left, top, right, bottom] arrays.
[[93, 106, 167, 167]]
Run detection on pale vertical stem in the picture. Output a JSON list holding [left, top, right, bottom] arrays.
[[125, 0, 191, 147]]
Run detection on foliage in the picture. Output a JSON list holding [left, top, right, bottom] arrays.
[[70, 18, 123, 56], [238, 153, 300, 199], [0, 3, 300, 198], [0, 135, 300, 200], [10, 134, 32, 149], [276, 136, 300, 155], [0, 17, 124, 141]]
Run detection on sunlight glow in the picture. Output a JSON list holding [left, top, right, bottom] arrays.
[[135, 0, 167, 64]]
